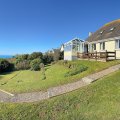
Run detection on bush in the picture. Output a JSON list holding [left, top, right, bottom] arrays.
[[15, 60, 30, 70], [28, 52, 43, 60], [65, 65, 88, 77], [15, 54, 29, 64], [0, 59, 14, 73], [30, 58, 42, 71], [43, 53, 53, 64]]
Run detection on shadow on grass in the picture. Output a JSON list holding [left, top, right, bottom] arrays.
[[0, 71, 13, 75]]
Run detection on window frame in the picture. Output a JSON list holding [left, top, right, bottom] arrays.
[[100, 42, 105, 50], [116, 40, 120, 49], [92, 43, 96, 51]]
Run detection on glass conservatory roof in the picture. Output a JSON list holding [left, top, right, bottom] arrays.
[[64, 38, 84, 46]]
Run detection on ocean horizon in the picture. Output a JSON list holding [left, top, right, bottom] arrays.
[[0, 55, 13, 59]]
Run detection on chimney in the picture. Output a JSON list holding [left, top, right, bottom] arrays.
[[89, 32, 93, 37]]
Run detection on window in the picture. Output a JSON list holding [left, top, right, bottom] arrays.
[[100, 30, 104, 34], [119, 40, 120, 48], [92, 44, 96, 51], [64, 43, 72, 52], [116, 40, 120, 49], [100, 42, 105, 50], [110, 27, 115, 31]]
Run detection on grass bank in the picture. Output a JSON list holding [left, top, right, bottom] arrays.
[[0, 60, 120, 93], [0, 70, 120, 120]]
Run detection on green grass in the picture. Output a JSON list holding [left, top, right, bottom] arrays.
[[0, 60, 120, 93], [0, 70, 120, 120]]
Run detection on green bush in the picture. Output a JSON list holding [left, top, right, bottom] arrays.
[[65, 65, 88, 77], [58, 60, 88, 77], [43, 53, 54, 64], [28, 52, 43, 60], [30, 58, 42, 71], [57, 60, 78, 69], [0, 59, 14, 73]]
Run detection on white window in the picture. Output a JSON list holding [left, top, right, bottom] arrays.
[[116, 40, 120, 49], [100, 42, 105, 50], [110, 27, 115, 31], [92, 44, 96, 51], [88, 44, 92, 52], [100, 30, 104, 34]]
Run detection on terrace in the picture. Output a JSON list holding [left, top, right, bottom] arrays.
[[77, 50, 116, 62]]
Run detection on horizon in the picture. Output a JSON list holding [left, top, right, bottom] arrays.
[[0, 0, 120, 55]]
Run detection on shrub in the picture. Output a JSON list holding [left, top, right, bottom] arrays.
[[15, 60, 30, 70], [15, 54, 29, 64], [0, 59, 14, 73], [30, 58, 42, 71], [65, 65, 88, 77], [28, 52, 43, 60], [43, 53, 54, 64]]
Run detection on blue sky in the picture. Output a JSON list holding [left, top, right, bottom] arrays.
[[0, 0, 120, 55]]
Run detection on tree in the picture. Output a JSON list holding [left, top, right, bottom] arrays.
[[60, 51, 64, 60], [21, 54, 29, 60], [15, 54, 30, 70], [15, 60, 30, 70], [28, 52, 43, 60], [30, 58, 42, 71], [43, 53, 54, 64], [53, 49, 61, 61]]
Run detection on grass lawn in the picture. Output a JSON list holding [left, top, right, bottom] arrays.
[[0, 60, 120, 93], [0, 70, 120, 120]]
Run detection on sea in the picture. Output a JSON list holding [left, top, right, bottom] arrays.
[[0, 55, 13, 59]]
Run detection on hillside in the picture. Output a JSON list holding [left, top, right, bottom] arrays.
[[0, 60, 120, 93], [0, 70, 120, 120]]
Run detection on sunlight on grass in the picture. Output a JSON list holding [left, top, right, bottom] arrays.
[[0, 70, 120, 120], [0, 60, 120, 93]]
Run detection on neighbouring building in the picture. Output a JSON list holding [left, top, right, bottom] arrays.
[[64, 19, 120, 61]]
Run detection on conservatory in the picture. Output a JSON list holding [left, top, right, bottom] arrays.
[[64, 38, 85, 60]]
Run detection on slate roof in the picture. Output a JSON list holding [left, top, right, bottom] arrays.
[[86, 19, 120, 42]]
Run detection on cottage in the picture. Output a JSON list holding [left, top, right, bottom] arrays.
[[64, 19, 120, 61]]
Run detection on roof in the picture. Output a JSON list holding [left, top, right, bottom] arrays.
[[86, 19, 120, 42], [64, 38, 84, 45]]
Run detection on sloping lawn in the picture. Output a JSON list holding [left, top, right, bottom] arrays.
[[0, 70, 120, 120], [0, 60, 120, 93]]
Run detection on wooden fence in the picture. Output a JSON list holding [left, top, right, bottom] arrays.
[[77, 50, 116, 61]]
